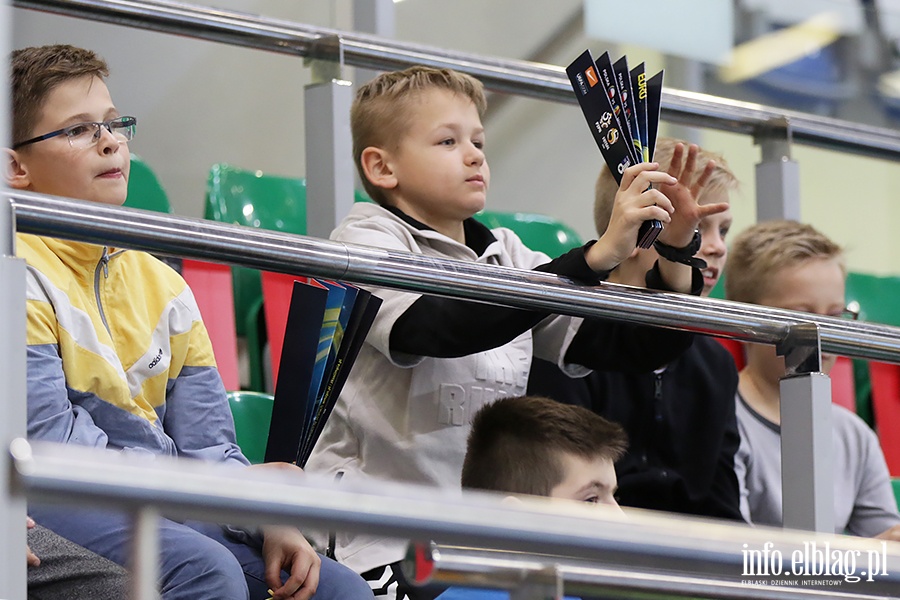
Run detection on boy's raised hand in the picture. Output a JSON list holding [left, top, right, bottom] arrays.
[[655, 142, 729, 248], [586, 162, 677, 273]]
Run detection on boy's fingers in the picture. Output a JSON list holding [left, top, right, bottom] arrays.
[[696, 202, 730, 219], [667, 143, 685, 177], [691, 160, 716, 196], [620, 161, 659, 189], [642, 189, 674, 214], [632, 170, 677, 193], [642, 205, 672, 224], [680, 144, 699, 183]]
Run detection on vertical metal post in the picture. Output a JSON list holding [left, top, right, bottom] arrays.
[[0, 252, 27, 600], [305, 36, 355, 238], [509, 566, 563, 600], [130, 507, 161, 600], [305, 78, 355, 238], [353, 0, 395, 86], [754, 118, 801, 222], [0, 1, 29, 597], [778, 324, 834, 532]]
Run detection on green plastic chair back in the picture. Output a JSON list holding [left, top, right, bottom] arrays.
[[204, 164, 374, 391], [204, 164, 309, 391], [473, 210, 583, 257], [227, 390, 274, 464], [844, 272, 900, 428], [125, 154, 173, 213]]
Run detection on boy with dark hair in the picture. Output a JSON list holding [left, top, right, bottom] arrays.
[[7, 44, 372, 600], [462, 395, 626, 503], [436, 395, 626, 600], [529, 137, 744, 521], [305, 66, 727, 598], [727, 220, 900, 538]]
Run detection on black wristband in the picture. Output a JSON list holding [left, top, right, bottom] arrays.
[[653, 230, 707, 269]]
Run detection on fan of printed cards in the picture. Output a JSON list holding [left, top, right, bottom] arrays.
[[566, 50, 664, 249]]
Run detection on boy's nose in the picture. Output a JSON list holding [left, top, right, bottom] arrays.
[[467, 146, 485, 165], [701, 234, 726, 257], [97, 127, 121, 154]]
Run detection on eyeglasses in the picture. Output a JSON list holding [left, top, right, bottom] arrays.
[[13, 116, 137, 150]]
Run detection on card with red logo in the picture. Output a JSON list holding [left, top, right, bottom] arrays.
[[565, 49, 636, 185], [567, 49, 664, 248], [595, 51, 640, 164], [613, 55, 643, 164]]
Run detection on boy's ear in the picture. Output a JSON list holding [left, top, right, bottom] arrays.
[[360, 147, 398, 191], [5, 149, 31, 190]]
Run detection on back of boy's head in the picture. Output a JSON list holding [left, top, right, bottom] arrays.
[[11, 45, 109, 148], [725, 220, 844, 305], [461, 395, 627, 497], [592, 137, 738, 236], [351, 66, 487, 206]]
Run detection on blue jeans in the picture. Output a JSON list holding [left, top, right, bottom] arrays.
[[30, 506, 373, 600]]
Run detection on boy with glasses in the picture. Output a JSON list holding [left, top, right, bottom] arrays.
[[7, 44, 373, 600], [726, 220, 900, 538]]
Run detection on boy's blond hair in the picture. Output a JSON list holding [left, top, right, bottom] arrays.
[[351, 66, 487, 205], [725, 220, 844, 305], [593, 137, 738, 236], [11, 45, 109, 148]]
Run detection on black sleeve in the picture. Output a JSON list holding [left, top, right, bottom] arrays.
[[704, 364, 745, 521], [563, 261, 703, 372], [390, 244, 608, 358], [526, 357, 595, 409]]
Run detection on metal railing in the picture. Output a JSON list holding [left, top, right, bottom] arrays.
[[12, 439, 900, 600], [14, 0, 900, 161], [7, 2, 900, 598], [11, 190, 900, 362]]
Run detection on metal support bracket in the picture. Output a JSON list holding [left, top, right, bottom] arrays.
[[777, 321, 822, 376], [509, 564, 564, 600], [754, 117, 801, 222], [305, 34, 344, 84], [777, 323, 834, 532]]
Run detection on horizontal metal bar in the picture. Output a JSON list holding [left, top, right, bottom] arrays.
[[414, 544, 895, 600], [11, 439, 900, 599], [10, 191, 900, 363], [14, 0, 900, 161]]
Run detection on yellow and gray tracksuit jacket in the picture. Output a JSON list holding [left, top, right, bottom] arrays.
[[19, 233, 248, 465]]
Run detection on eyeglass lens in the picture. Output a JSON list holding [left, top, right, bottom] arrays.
[[67, 118, 135, 149]]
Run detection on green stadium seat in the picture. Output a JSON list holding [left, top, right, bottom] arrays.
[[473, 210, 583, 257], [205, 164, 370, 391], [227, 390, 274, 465], [845, 272, 900, 475], [125, 154, 173, 214], [204, 164, 308, 392]]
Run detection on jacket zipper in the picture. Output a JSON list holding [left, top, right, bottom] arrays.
[[94, 247, 112, 336]]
